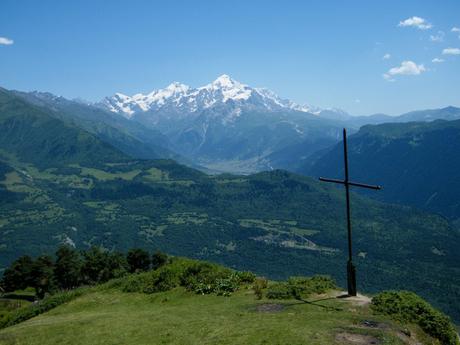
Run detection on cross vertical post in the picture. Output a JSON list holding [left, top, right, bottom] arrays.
[[319, 128, 381, 297]]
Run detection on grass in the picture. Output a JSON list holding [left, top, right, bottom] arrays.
[[238, 219, 319, 236], [0, 288, 412, 345], [78, 167, 142, 181], [166, 212, 208, 225]]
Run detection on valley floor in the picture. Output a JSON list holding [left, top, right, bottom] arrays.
[[0, 288, 431, 345]]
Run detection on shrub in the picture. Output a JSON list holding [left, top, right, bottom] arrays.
[[126, 248, 151, 273], [214, 274, 241, 296], [180, 261, 236, 295], [266, 275, 336, 300], [266, 282, 292, 299], [120, 273, 151, 293], [287, 275, 336, 300], [151, 251, 168, 270], [252, 277, 268, 300], [236, 271, 256, 283], [371, 291, 459, 345], [121, 258, 243, 296], [145, 266, 182, 293], [182, 262, 228, 286]]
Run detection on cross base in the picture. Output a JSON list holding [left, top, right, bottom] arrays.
[[347, 260, 357, 296]]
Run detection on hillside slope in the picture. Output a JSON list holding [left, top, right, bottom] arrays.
[[1, 257, 456, 345], [304, 120, 460, 220], [0, 90, 459, 321], [0, 289, 436, 345]]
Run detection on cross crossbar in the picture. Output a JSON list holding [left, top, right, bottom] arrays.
[[319, 177, 381, 190]]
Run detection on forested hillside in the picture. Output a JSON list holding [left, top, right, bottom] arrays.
[[0, 89, 459, 321], [305, 120, 460, 221]]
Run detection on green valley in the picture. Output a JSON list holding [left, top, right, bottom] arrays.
[[0, 89, 460, 325]]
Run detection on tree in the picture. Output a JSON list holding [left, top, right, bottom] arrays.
[[1, 255, 34, 292], [54, 245, 82, 290], [127, 248, 151, 273], [30, 255, 55, 298], [81, 247, 127, 284], [151, 251, 168, 270]]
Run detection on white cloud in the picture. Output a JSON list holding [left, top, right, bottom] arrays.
[[430, 31, 444, 42], [442, 47, 460, 55], [0, 37, 14, 45], [382, 53, 391, 60], [432, 58, 444, 63], [451, 27, 460, 39], [382, 74, 395, 82], [398, 16, 432, 30], [383, 60, 426, 81], [354, 99, 361, 104]]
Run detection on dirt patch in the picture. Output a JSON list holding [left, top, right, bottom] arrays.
[[334, 292, 372, 306], [359, 320, 390, 330], [355, 320, 420, 345], [335, 332, 381, 345], [255, 303, 284, 313]]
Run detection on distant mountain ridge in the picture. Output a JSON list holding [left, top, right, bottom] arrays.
[[7, 79, 460, 174], [305, 119, 460, 220], [96, 74, 325, 119]]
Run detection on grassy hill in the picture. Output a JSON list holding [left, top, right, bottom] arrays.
[[0, 89, 459, 323], [1, 257, 458, 345]]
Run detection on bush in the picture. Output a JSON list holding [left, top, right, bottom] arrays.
[[181, 262, 230, 288], [266, 282, 292, 299], [266, 275, 336, 300], [252, 277, 268, 300], [287, 275, 336, 300], [127, 248, 151, 273], [151, 251, 168, 270], [236, 271, 256, 283], [371, 291, 459, 345], [119, 258, 243, 296], [180, 261, 237, 295], [214, 274, 241, 296], [145, 266, 182, 293], [120, 273, 151, 293]]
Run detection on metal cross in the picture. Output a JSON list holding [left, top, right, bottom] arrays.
[[319, 128, 381, 296]]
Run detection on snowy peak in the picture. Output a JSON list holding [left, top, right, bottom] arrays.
[[207, 74, 244, 90], [96, 75, 344, 120], [199, 74, 252, 102]]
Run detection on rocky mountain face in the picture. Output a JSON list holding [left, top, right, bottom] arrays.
[[96, 75, 346, 173]]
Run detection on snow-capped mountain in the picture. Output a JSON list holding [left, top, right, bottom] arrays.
[[94, 75, 348, 173], [97, 74, 323, 120]]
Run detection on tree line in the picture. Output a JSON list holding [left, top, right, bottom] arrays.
[[0, 246, 168, 299]]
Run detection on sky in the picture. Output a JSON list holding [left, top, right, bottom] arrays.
[[1, 0, 460, 115]]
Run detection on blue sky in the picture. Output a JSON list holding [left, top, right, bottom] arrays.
[[1, 0, 459, 115]]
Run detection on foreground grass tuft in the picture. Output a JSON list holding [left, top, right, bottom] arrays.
[[372, 291, 460, 345]]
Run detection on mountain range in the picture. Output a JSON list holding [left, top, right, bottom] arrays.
[[16, 74, 457, 175], [1, 87, 460, 321]]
